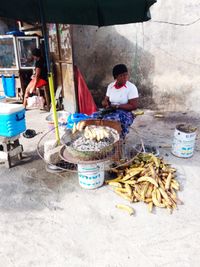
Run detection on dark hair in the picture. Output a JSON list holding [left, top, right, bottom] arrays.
[[32, 48, 41, 57], [112, 64, 128, 79]]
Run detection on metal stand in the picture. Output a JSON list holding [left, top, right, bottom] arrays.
[[0, 135, 23, 168]]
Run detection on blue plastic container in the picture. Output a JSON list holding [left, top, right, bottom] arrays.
[[0, 103, 26, 137], [2, 75, 16, 97], [67, 113, 90, 129]]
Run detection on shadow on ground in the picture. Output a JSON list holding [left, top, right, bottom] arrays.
[[0, 150, 78, 212]]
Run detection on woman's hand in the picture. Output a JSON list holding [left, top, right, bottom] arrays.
[[102, 96, 111, 109], [110, 104, 118, 109]]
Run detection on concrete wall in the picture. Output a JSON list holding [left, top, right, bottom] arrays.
[[72, 0, 200, 112]]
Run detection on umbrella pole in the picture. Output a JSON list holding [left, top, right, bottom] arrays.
[[39, 0, 60, 144]]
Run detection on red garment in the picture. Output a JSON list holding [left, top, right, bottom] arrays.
[[74, 66, 97, 115], [113, 81, 127, 89], [29, 78, 47, 88]]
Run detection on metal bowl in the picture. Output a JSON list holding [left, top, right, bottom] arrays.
[[60, 126, 120, 161], [45, 111, 70, 125]]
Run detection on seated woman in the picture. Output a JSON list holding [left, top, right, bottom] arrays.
[[23, 48, 48, 108], [92, 64, 138, 138]]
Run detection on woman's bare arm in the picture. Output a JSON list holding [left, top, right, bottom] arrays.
[[112, 98, 138, 111]]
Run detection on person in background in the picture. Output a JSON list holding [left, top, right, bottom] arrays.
[[92, 64, 138, 138], [23, 48, 48, 108]]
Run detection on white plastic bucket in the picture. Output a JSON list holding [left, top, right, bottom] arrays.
[[171, 124, 197, 158], [78, 162, 105, 189]]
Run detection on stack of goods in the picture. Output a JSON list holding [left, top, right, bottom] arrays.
[[72, 122, 114, 152], [107, 153, 182, 215]]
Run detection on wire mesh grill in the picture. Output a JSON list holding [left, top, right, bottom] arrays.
[[37, 122, 144, 173]]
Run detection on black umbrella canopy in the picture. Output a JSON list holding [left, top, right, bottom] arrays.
[[0, 0, 156, 27]]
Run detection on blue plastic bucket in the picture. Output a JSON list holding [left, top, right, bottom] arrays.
[[2, 75, 16, 97]]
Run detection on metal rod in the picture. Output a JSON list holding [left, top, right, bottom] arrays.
[[48, 72, 60, 143], [38, 0, 50, 72], [38, 0, 60, 143]]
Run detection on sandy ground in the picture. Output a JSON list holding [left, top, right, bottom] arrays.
[[0, 109, 200, 267]]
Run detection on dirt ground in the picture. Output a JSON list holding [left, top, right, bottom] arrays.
[[0, 109, 200, 267]]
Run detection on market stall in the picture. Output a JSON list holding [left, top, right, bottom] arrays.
[[36, 113, 183, 215], [0, 0, 157, 145]]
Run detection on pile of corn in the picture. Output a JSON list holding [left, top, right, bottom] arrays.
[[107, 153, 182, 215]]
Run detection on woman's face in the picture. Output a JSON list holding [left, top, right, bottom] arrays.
[[116, 72, 128, 85]]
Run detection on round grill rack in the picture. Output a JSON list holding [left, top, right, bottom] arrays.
[[37, 121, 144, 173]]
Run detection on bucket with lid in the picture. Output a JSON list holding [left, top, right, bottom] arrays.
[[78, 162, 105, 189], [171, 124, 197, 158]]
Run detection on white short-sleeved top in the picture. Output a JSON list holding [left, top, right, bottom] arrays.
[[106, 81, 138, 105]]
